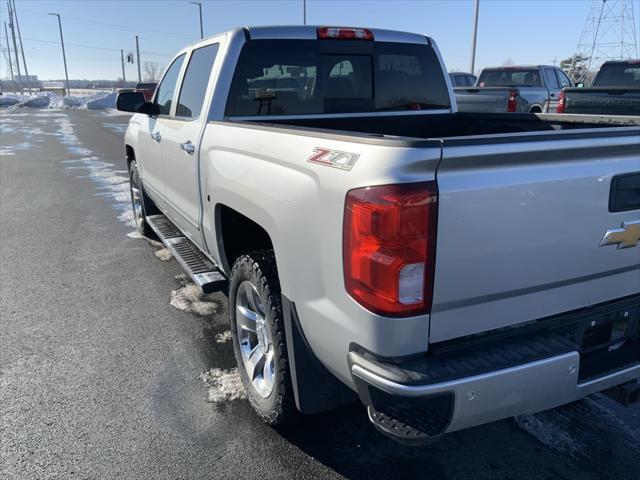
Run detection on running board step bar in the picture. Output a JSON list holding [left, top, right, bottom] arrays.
[[146, 214, 227, 294]]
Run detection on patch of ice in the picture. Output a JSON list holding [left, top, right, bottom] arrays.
[[0, 149, 15, 156], [170, 282, 219, 316], [103, 122, 128, 134], [200, 368, 246, 403], [154, 248, 173, 262], [215, 330, 232, 344]]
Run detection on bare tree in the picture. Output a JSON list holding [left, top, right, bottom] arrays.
[[142, 62, 162, 82]]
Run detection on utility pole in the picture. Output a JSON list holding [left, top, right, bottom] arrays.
[[8, 2, 22, 93], [470, 0, 480, 75], [4, 22, 15, 91], [135, 35, 141, 82], [11, 0, 30, 91], [190, 2, 203, 39], [303, 0, 307, 25], [49, 13, 70, 96], [120, 49, 127, 86]]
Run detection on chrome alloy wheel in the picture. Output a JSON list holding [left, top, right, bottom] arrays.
[[130, 184, 144, 231], [235, 280, 275, 398]]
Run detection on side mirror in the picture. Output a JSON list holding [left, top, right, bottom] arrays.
[[575, 82, 585, 88], [116, 91, 158, 115]]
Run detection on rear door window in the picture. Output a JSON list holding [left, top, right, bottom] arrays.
[[155, 54, 186, 115], [176, 43, 219, 119], [225, 39, 450, 117], [556, 69, 572, 88], [543, 68, 559, 88]]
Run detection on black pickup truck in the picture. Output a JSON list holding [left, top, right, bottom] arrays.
[[558, 60, 640, 115]]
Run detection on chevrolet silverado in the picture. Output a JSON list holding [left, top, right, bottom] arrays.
[[116, 26, 640, 445], [558, 60, 640, 115], [455, 65, 573, 113]]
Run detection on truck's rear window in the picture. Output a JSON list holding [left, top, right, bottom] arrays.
[[478, 69, 543, 87], [593, 63, 640, 87], [225, 39, 451, 117]]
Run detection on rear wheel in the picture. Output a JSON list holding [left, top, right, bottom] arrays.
[[229, 250, 295, 425], [128, 160, 156, 236]]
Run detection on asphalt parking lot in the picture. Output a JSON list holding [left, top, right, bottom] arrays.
[[1, 107, 639, 480]]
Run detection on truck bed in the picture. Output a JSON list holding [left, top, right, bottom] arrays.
[[239, 111, 640, 141]]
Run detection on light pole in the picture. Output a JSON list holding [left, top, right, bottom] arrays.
[[49, 13, 70, 96], [190, 1, 203, 39], [470, 0, 480, 75], [303, 0, 307, 25]]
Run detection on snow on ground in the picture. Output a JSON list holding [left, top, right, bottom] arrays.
[[199, 368, 246, 403], [170, 278, 220, 316], [0, 91, 117, 111], [103, 123, 129, 134], [215, 330, 232, 344], [154, 248, 173, 261]]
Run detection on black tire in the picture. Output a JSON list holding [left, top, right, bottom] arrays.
[[128, 160, 157, 236], [229, 250, 296, 425]]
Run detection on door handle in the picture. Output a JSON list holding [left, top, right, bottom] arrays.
[[151, 131, 161, 142], [181, 141, 195, 155], [550, 93, 556, 98]]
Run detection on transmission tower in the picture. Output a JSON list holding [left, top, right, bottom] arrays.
[[571, 0, 639, 83]]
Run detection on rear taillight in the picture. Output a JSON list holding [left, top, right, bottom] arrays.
[[507, 89, 519, 112], [343, 182, 438, 317], [317, 27, 374, 40], [556, 90, 566, 113]]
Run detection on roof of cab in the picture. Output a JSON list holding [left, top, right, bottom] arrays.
[[244, 25, 429, 44]]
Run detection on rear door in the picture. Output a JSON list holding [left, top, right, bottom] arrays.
[[160, 41, 220, 246], [429, 129, 640, 342], [542, 67, 561, 111]]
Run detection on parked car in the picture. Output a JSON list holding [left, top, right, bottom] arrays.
[[455, 65, 572, 113], [116, 26, 640, 445], [557, 60, 640, 115], [449, 71, 477, 87], [134, 82, 157, 102]]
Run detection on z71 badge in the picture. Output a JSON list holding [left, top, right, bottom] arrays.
[[308, 147, 360, 171]]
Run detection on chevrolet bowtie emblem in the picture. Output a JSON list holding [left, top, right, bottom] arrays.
[[600, 220, 640, 249]]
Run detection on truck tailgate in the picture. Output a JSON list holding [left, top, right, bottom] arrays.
[[564, 88, 640, 115], [454, 87, 509, 113], [429, 129, 640, 343]]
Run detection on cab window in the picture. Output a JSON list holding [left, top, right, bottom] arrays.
[[155, 54, 186, 115], [176, 44, 219, 119]]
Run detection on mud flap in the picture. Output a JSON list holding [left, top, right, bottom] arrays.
[[281, 296, 357, 414]]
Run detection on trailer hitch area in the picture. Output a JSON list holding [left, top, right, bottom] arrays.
[[603, 379, 640, 407]]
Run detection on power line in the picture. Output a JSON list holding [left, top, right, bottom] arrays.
[[16, 7, 194, 39], [21, 35, 173, 57]]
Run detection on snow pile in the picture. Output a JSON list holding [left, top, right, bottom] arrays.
[[0, 91, 117, 110], [170, 282, 219, 316], [154, 248, 173, 262], [86, 92, 117, 110], [200, 368, 246, 403], [0, 95, 21, 107], [21, 96, 50, 108], [215, 330, 232, 344]]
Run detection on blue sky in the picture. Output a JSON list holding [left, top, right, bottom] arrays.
[[0, 0, 633, 80]]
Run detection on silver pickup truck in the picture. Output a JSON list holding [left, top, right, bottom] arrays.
[[116, 26, 640, 445], [455, 65, 573, 113]]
